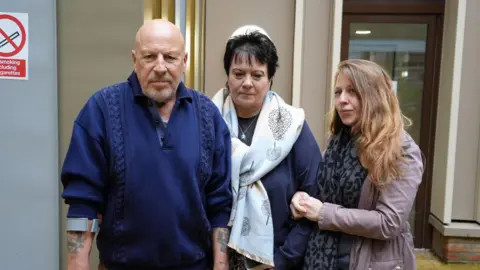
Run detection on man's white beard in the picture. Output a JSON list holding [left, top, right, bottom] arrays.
[[143, 88, 176, 103]]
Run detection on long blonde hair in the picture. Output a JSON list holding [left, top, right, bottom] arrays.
[[329, 59, 411, 187]]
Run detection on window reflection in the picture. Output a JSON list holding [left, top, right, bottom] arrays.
[[348, 23, 427, 144]]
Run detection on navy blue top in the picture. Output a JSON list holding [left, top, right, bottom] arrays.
[[61, 72, 232, 270], [260, 121, 322, 269]]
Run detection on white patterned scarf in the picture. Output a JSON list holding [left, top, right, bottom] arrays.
[[212, 88, 305, 269]]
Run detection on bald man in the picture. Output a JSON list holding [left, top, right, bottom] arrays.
[[61, 19, 232, 270]]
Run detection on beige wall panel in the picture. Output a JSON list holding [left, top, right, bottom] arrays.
[[452, 0, 480, 220], [298, 0, 340, 149], [203, 0, 295, 103], [430, 0, 465, 223], [451, 0, 480, 220], [57, 1, 144, 268]]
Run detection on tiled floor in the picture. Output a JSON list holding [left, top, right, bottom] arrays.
[[417, 250, 480, 269]]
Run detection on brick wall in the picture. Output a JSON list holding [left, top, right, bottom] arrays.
[[432, 228, 480, 263]]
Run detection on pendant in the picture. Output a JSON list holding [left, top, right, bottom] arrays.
[[240, 133, 246, 141]]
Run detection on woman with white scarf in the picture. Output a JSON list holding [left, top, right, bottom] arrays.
[[212, 25, 322, 270]]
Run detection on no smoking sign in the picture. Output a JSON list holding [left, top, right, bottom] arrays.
[[0, 12, 28, 80]]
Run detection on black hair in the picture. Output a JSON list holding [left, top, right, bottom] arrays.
[[223, 31, 279, 80]]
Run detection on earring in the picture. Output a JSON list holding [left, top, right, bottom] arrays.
[[223, 82, 230, 97]]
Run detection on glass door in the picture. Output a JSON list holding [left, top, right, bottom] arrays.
[[341, 15, 442, 248], [348, 22, 426, 151]]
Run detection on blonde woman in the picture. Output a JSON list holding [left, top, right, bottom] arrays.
[[291, 59, 424, 270]]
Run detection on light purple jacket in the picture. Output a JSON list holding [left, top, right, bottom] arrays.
[[317, 133, 424, 270]]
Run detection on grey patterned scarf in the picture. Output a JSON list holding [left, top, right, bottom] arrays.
[[303, 128, 368, 270]]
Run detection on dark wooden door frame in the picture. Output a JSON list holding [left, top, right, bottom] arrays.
[[343, 0, 445, 15], [340, 13, 444, 248]]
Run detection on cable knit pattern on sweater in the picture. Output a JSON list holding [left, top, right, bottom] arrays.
[[195, 91, 214, 185], [99, 83, 127, 262]]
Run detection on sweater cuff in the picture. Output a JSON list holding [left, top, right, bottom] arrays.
[[274, 249, 289, 269], [317, 202, 336, 229], [66, 202, 98, 220], [209, 210, 230, 228]]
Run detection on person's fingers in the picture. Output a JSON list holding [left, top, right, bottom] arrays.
[[295, 192, 311, 211], [292, 196, 307, 213], [299, 192, 309, 200], [290, 203, 304, 219]]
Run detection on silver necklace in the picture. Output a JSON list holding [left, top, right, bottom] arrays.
[[238, 114, 259, 142]]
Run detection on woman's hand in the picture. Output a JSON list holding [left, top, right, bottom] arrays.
[[290, 192, 309, 219], [290, 191, 323, 222]]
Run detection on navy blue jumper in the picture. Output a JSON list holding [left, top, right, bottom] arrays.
[[61, 72, 233, 270]]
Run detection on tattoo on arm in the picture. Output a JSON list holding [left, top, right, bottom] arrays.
[[216, 228, 229, 253], [67, 231, 85, 253]]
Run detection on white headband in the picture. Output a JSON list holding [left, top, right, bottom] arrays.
[[228, 24, 271, 40]]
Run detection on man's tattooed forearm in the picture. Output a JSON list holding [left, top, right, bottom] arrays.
[[216, 228, 229, 253], [67, 232, 85, 253]]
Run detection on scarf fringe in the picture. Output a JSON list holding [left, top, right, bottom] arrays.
[[228, 243, 274, 269]]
